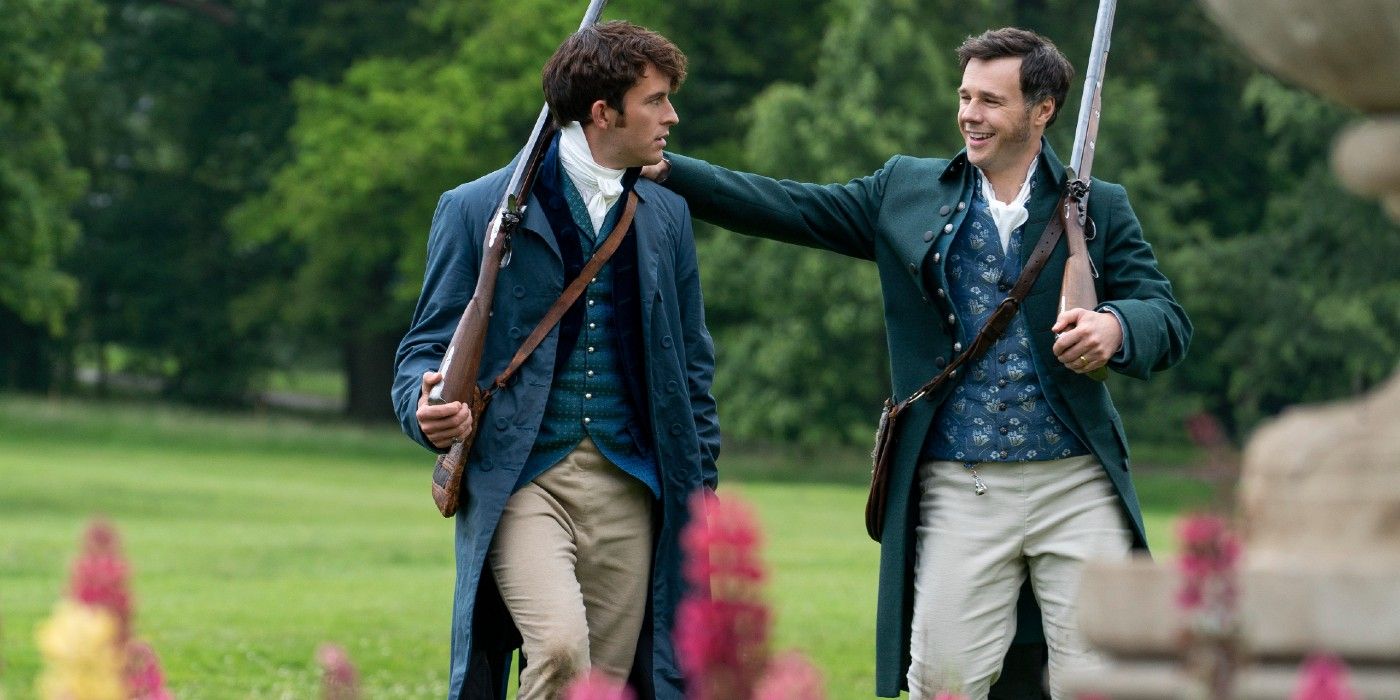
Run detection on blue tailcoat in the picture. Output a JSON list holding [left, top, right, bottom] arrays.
[[393, 141, 720, 699]]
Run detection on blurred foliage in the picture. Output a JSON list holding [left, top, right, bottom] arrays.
[[0, 0, 1394, 443], [0, 0, 103, 388]]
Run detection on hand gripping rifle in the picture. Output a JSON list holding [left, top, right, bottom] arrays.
[[1058, 0, 1118, 382], [428, 0, 610, 517]]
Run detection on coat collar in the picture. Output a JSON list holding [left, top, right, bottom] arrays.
[[937, 137, 1068, 192], [520, 133, 646, 261]]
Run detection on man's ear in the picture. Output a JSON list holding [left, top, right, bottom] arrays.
[[1032, 97, 1055, 128], [588, 99, 612, 129]]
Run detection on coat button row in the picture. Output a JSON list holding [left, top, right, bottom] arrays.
[[513, 285, 525, 298], [669, 424, 683, 435], [665, 380, 678, 393], [661, 336, 673, 348]]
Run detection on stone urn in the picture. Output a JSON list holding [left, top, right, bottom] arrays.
[[1200, 0, 1400, 219]]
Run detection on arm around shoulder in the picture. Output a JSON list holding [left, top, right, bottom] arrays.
[[662, 152, 898, 261]]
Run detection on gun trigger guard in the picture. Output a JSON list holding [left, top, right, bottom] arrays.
[[1084, 216, 1097, 242]]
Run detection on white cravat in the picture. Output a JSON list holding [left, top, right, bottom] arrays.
[[976, 158, 1038, 253], [558, 122, 625, 233]]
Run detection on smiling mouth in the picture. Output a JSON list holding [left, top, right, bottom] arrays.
[[966, 130, 993, 142]]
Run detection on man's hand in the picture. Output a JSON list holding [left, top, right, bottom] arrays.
[[640, 157, 670, 182], [1051, 308, 1122, 375], [416, 371, 474, 449]]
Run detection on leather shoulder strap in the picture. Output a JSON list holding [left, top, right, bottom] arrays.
[[488, 191, 639, 394], [893, 198, 1067, 414]]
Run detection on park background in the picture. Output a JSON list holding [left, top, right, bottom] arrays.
[[1, 0, 1396, 697]]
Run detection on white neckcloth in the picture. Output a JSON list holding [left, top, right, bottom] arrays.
[[976, 157, 1038, 253], [558, 121, 625, 233]]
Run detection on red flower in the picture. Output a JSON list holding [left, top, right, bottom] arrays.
[[126, 640, 173, 700], [753, 652, 825, 700], [1293, 654, 1357, 700], [69, 520, 133, 643], [1175, 514, 1240, 614], [317, 644, 359, 700], [563, 669, 636, 700], [676, 491, 771, 700]]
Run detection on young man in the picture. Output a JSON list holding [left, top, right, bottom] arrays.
[[646, 28, 1190, 699], [393, 22, 719, 700]]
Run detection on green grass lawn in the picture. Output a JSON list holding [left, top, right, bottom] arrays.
[[0, 395, 1211, 698]]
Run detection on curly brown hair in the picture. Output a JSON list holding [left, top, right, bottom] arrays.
[[542, 20, 687, 127]]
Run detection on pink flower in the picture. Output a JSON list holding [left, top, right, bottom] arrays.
[[317, 644, 359, 700], [1184, 412, 1229, 449], [69, 520, 133, 643], [676, 491, 771, 700], [563, 669, 636, 700], [1175, 514, 1240, 614], [753, 652, 826, 700], [126, 640, 173, 700], [1293, 654, 1357, 700]]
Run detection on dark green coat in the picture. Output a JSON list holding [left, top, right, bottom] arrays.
[[663, 141, 1190, 696]]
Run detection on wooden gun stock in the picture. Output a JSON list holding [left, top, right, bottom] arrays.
[[1059, 198, 1108, 381], [428, 211, 509, 517]]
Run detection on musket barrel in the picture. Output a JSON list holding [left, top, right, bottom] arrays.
[[1069, 0, 1118, 179]]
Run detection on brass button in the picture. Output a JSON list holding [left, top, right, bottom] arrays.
[[957, 201, 967, 212], [943, 223, 953, 233]]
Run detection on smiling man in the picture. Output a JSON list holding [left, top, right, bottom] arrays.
[[394, 21, 718, 700], [644, 27, 1190, 700]]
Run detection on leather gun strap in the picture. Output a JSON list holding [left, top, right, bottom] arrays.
[[891, 201, 1067, 417], [489, 191, 639, 393]]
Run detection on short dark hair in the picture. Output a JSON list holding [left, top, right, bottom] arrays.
[[956, 28, 1074, 127], [542, 20, 687, 127]]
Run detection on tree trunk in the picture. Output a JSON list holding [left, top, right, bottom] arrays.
[[0, 309, 57, 392], [342, 330, 399, 423]]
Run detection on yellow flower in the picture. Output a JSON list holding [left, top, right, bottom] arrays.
[[35, 601, 126, 700]]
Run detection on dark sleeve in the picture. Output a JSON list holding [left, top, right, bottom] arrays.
[[672, 201, 721, 489], [391, 189, 482, 452], [663, 153, 897, 261], [1095, 183, 1193, 379]]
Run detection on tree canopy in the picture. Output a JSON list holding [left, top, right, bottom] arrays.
[[2, 0, 1393, 444]]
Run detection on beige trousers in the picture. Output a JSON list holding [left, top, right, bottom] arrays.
[[488, 438, 654, 700], [907, 455, 1133, 700]]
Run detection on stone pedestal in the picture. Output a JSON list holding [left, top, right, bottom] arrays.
[[1062, 1, 1400, 695], [1063, 375, 1400, 697]]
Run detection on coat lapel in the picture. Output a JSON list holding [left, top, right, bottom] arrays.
[[1020, 139, 1069, 265], [633, 192, 662, 320]]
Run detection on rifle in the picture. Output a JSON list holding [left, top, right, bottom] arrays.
[[428, 0, 611, 517], [1058, 0, 1117, 382]]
